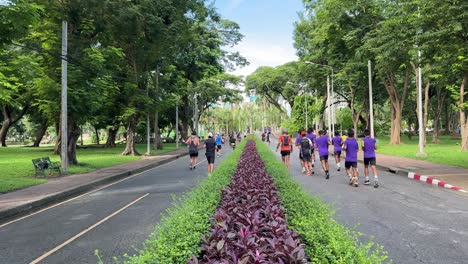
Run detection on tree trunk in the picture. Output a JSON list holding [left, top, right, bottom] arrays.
[[105, 126, 118, 148], [383, 69, 409, 144], [0, 105, 29, 147], [460, 72, 468, 151], [121, 117, 140, 155], [0, 119, 11, 147], [94, 127, 100, 145], [33, 121, 48, 147], [432, 89, 447, 143], [153, 111, 163, 150], [67, 122, 80, 165]]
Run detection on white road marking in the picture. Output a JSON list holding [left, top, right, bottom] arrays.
[[0, 155, 183, 229], [29, 193, 149, 264]]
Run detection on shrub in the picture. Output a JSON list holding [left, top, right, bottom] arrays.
[[255, 138, 389, 264], [190, 141, 306, 263], [125, 140, 247, 263]]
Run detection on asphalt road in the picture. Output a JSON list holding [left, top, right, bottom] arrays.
[[0, 146, 233, 264], [267, 135, 468, 264], [1, 138, 466, 264]]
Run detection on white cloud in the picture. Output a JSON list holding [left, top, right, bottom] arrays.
[[227, 34, 298, 77]]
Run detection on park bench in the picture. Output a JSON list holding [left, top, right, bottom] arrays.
[[32, 157, 61, 177]]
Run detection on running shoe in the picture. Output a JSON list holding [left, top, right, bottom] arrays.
[[354, 181, 359, 187], [364, 180, 370, 185], [348, 176, 353, 185], [302, 167, 306, 173], [374, 181, 379, 188], [337, 167, 341, 171], [326, 173, 330, 179]]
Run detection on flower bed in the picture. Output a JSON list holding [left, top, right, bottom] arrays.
[[125, 140, 247, 264], [189, 141, 306, 263], [255, 138, 389, 263]]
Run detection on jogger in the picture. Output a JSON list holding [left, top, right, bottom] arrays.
[[343, 129, 359, 187], [315, 130, 330, 179], [362, 129, 379, 188]]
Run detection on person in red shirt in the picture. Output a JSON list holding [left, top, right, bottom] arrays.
[[276, 129, 293, 170]]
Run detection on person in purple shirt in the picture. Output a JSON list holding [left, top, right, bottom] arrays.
[[343, 129, 359, 187], [306, 128, 316, 167], [295, 129, 306, 174], [332, 131, 343, 171], [362, 129, 379, 188], [315, 130, 330, 179]]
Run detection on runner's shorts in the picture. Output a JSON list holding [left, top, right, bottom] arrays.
[[299, 152, 303, 160], [345, 161, 358, 169], [334, 151, 341, 157], [217, 145, 222, 150], [320, 155, 328, 161], [310, 148, 315, 154], [280, 150, 291, 156], [206, 154, 215, 164], [302, 152, 312, 162], [364, 157, 376, 166], [189, 152, 198, 157]]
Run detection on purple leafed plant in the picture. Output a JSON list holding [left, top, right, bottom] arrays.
[[188, 140, 307, 264]]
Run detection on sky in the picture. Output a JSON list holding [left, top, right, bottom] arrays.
[[213, 0, 304, 77]]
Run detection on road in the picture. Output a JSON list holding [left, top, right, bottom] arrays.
[[0, 147, 233, 264], [267, 135, 468, 264], [1, 137, 467, 264]]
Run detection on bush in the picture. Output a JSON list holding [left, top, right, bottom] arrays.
[[190, 141, 305, 263], [255, 138, 389, 263], [125, 140, 247, 263]]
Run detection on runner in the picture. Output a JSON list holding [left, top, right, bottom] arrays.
[[215, 133, 222, 157], [315, 130, 330, 179], [185, 131, 199, 170], [276, 129, 293, 170], [362, 129, 379, 188], [229, 133, 236, 150], [299, 131, 313, 176], [332, 131, 343, 171], [205, 132, 217, 174], [306, 128, 316, 168], [343, 129, 359, 187], [266, 131, 271, 145], [295, 129, 306, 174], [261, 132, 266, 142]]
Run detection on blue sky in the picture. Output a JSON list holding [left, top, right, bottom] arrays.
[[214, 0, 304, 76]]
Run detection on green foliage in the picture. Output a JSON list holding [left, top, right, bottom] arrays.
[[255, 138, 389, 263], [125, 140, 247, 263]]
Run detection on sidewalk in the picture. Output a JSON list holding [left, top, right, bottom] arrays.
[[0, 148, 190, 223], [362, 152, 468, 192]]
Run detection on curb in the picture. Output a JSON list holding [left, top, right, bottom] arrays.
[[408, 172, 468, 193], [0, 151, 189, 223]]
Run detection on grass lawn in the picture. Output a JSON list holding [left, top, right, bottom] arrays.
[[0, 143, 182, 193], [376, 135, 468, 169]]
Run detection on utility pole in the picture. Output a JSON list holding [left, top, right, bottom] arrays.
[[368, 60, 375, 138], [176, 98, 179, 149], [327, 75, 331, 134], [60, 21, 68, 174], [416, 6, 426, 157]]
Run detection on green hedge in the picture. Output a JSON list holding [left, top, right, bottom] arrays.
[[255, 138, 389, 263], [125, 141, 247, 263]]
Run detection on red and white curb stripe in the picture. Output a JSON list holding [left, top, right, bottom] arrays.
[[408, 172, 468, 193]]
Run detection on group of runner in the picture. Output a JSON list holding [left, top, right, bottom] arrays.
[[185, 132, 226, 174], [275, 128, 379, 188]]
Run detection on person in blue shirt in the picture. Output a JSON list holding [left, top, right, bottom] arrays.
[[215, 133, 222, 157]]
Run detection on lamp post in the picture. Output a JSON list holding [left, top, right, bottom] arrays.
[[305, 61, 334, 134]]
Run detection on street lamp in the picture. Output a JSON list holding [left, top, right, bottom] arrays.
[[305, 61, 334, 135]]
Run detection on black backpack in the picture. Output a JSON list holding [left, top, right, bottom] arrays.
[[189, 137, 198, 154], [282, 136, 289, 146], [300, 137, 310, 154]]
